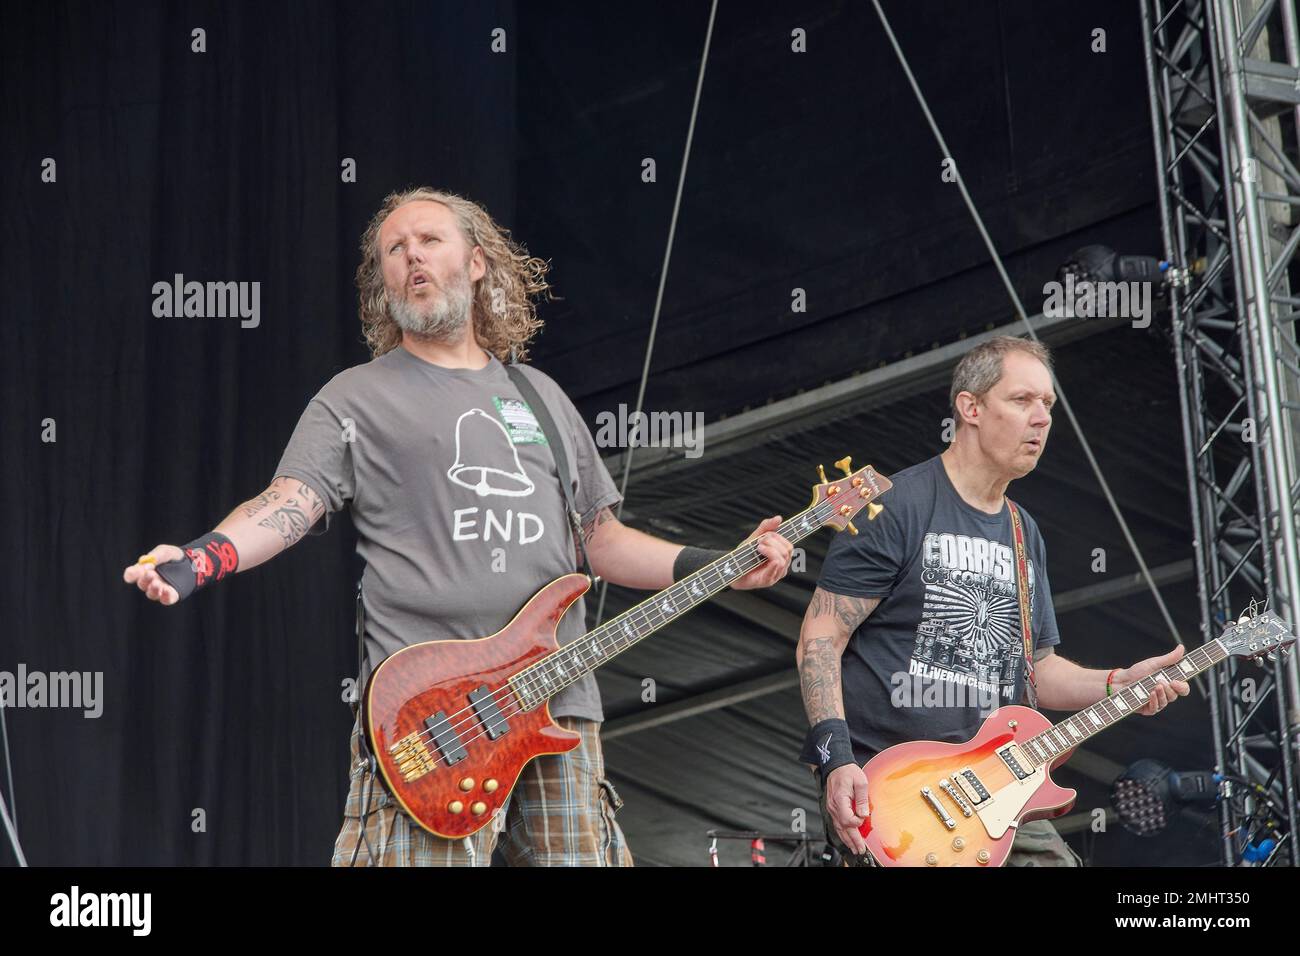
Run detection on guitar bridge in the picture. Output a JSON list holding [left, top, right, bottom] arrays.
[[921, 786, 957, 830], [391, 732, 436, 782], [939, 777, 974, 817]]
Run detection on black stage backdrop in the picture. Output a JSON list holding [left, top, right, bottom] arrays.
[[2, 0, 1174, 864]]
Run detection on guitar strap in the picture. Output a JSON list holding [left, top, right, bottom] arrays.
[[504, 363, 595, 581], [1007, 499, 1039, 709]]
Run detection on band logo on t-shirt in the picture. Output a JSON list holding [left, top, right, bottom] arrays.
[[447, 406, 546, 544], [908, 530, 1038, 704]]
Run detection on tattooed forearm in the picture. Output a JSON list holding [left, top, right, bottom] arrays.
[[257, 498, 313, 548], [241, 490, 281, 517], [799, 635, 844, 723], [797, 589, 880, 725]]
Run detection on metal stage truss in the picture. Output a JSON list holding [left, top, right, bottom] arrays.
[[1143, 0, 1300, 865]]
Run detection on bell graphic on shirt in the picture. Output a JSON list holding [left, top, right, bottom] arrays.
[[446, 408, 535, 497]]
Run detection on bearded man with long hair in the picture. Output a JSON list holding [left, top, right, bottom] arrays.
[[123, 187, 794, 866]]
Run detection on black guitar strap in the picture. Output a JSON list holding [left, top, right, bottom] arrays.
[[504, 363, 595, 581]]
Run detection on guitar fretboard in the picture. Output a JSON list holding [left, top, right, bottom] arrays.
[[508, 494, 859, 710], [1019, 640, 1227, 767]]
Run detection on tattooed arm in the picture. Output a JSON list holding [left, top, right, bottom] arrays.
[[798, 587, 881, 854], [219, 475, 327, 560], [123, 476, 326, 605], [796, 587, 882, 724]]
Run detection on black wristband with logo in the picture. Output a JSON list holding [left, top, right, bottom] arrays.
[[154, 531, 240, 602], [801, 718, 856, 788]]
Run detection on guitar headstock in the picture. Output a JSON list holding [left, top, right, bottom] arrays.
[[808, 456, 893, 535], [1217, 608, 1294, 663]]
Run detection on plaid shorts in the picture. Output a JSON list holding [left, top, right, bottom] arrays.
[[814, 768, 1081, 867], [331, 716, 634, 867]]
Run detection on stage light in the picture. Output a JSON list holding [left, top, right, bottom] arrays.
[[1110, 758, 1220, 836]]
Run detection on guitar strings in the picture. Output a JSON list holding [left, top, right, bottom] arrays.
[[1021, 642, 1224, 767], [397, 506, 820, 762], [385, 493, 850, 765]]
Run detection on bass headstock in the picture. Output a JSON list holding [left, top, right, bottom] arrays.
[[808, 456, 893, 535]]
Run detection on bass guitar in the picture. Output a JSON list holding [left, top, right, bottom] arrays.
[[365, 457, 891, 838]]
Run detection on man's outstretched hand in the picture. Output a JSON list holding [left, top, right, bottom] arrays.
[[122, 545, 184, 606]]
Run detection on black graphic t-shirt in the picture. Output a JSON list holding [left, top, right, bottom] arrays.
[[799, 454, 1060, 766]]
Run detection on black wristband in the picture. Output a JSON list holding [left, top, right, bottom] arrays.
[[154, 531, 240, 602], [672, 546, 728, 582], [803, 718, 856, 787]]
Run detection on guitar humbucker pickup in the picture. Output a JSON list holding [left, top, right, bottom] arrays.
[[997, 743, 1032, 780], [955, 768, 990, 804], [468, 685, 510, 740], [425, 710, 468, 765]]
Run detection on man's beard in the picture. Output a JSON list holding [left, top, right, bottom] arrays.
[[388, 267, 474, 340]]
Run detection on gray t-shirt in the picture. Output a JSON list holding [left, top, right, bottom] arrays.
[[799, 454, 1060, 765], [274, 345, 621, 721]]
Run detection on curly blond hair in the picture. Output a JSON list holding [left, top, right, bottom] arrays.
[[356, 187, 551, 361]]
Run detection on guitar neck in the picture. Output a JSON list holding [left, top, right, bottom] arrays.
[[1020, 640, 1227, 767], [511, 502, 837, 708]]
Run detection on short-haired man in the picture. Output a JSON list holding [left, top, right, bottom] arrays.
[[796, 335, 1189, 866]]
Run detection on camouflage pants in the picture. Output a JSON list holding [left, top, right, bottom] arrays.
[[815, 773, 1081, 867]]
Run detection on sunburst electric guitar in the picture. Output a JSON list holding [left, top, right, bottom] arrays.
[[364, 457, 892, 838], [852, 609, 1294, 866]]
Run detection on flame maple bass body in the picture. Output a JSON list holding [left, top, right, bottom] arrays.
[[853, 611, 1294, 867], [364, 458, 892, 839]]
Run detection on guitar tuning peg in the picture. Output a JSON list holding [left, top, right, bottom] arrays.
[[867, 502, 883, 521], [844, 520, 858, 535], [817, 463, 828, 483], [834, 456, 853, 477]]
